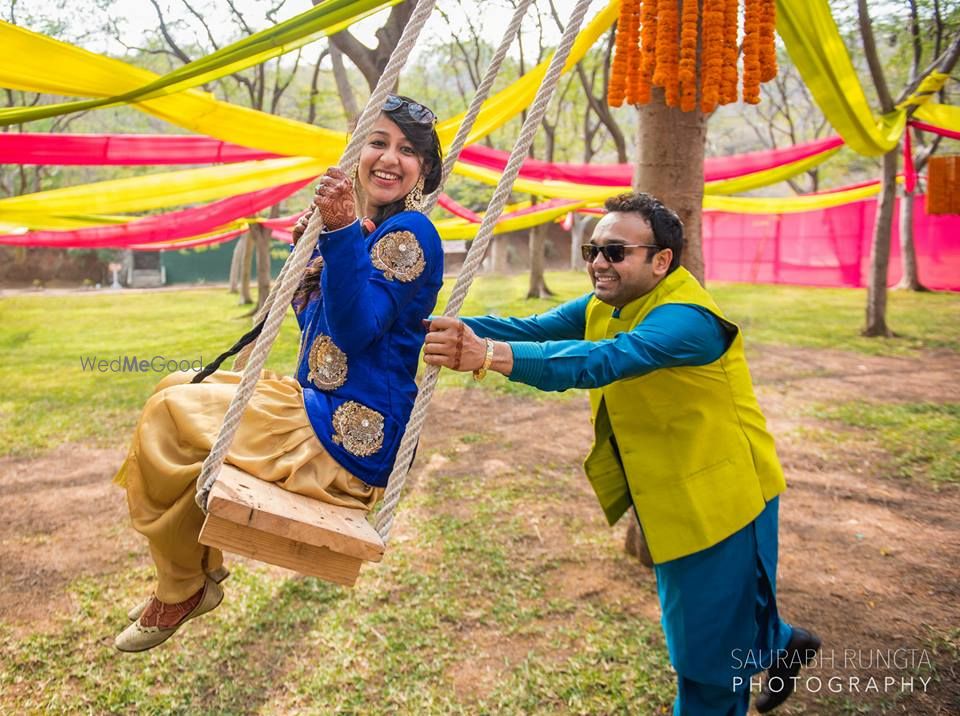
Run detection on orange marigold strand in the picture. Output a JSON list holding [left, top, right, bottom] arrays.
[[653, 0, 680, 107], [625, 0, 643, 104], [678, 0, 699, 112], [700, 0, 726, 113], [718, 0, 739, 105], [608, 0, 635, 107], [637, 0, 658, 104], [742, 0, 762, 104], [758, 0, 778, 83]]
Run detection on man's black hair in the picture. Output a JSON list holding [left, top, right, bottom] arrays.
[[604, 192, 684, 273]]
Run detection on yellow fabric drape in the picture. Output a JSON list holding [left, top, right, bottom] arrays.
[[704, 180, 902, 214], [0, 2, 619, 158], [0, 140, 844, 227], [434, 200, 590, 240], [0, 0, 398, 126], [775, 0, 903, 156], [0, 157, 325, 217], [913, 102, 960, 131], [775, 0, 953, 156]]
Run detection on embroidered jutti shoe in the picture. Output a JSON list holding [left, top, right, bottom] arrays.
[[115, 576, 223, 653], [126, 566, 230, 622]]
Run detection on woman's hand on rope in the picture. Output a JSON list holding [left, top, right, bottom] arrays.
[[291, 205, 315, 244], [314, 167, 357, 231]]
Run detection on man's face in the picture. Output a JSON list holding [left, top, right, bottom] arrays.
[[586, 212, 673, 308]]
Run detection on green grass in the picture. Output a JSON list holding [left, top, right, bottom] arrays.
[[1, 274, 958, 456], [812, 401, 960, 484], [0, 437, 675, 714], [710, 283, 960, 354]]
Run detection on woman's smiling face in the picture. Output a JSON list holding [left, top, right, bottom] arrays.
[[357, 114, 423, 215]]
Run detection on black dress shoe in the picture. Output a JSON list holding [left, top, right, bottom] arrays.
[[754, 627, 822, 713]]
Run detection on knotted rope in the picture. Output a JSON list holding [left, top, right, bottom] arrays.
[[374, 0, 595, 540]]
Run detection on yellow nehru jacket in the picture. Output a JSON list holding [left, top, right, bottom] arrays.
[[583, 267, 786, 564]]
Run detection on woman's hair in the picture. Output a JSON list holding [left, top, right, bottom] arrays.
[[366, 96, 443, 225]]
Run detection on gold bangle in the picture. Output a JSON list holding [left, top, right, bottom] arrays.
[[473, 338, 495, 381]]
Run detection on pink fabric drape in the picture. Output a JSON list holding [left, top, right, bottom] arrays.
[[458, 136, 845, 185], [703, 195, 959, 291], [132, 228, 246, 251], [0, 133, 278, 165], [1, 132, 845, 185], [909, 120, 960, 141], [0, 181, 307, 248]]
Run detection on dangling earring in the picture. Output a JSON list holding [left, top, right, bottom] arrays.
[[405, 175, 425, 212]]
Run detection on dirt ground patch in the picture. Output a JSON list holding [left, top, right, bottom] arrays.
[[1, 344, 958, 712]]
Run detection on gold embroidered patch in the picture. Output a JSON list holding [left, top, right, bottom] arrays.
[[307, 334, 348, 390], [370, 230, 425, 282], [331, 401, 384, 457]]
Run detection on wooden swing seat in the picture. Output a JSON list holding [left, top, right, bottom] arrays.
[[198, 465, 384, 587]]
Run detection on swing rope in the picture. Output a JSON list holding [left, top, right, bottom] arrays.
[[195, 0, 439, 511], [374, 0, 595, 540], [196, 0, 595, 543], [232, 0, 535, 374]]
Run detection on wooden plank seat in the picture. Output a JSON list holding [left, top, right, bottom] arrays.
[[198, 465, 384, 587]]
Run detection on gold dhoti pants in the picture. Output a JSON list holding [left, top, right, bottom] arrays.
[[115, 370, 380, 602]]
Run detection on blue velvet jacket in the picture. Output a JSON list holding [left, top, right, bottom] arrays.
[[293, 211, 443, 486]]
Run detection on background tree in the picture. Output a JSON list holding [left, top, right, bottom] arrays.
[[856, 0, 960, 336], [323, 0, 415, 93], [131, 0, 327, 311], [891, 0, 958, 291]]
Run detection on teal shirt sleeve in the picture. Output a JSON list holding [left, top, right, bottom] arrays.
[[461, 293, 590, 341], [507, 303, 732, 392]]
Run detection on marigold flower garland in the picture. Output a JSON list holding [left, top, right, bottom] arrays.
[[606, 0, 777, 111], [637, 0, 658, 104], [742, 0, 763, 104], [651, 0, 680, 107], [678, 0, 699, 111], [719, 0, 740, 105], [758, 0, 777, 83], [700, 0, 725, 113], [624, 0, 644, 104], [607, 0, 637, 106]]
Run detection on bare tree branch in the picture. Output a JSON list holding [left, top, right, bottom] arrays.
[[149, 0, 193, 64], [179, 0, 220, 51], [858, 0, 895, 112], [225, 0, 256, 36]]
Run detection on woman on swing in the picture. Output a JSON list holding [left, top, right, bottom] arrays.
[[114, 95, 444, 652]]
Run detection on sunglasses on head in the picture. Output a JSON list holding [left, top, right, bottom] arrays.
[[383, 95, 437, 126], [581, 243, 660, 263]]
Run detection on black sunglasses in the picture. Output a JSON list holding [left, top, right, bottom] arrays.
[[383, 95, 437, 126], [581, 243, 660, 263]]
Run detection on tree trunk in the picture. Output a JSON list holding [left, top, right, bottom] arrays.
[[239, 232, 253, 305], [527, 222, 554, 298], [570, 215, 594, 270], [252, 224, 272, 313], [623, 508, 653, 567], [329, 43, 360, 130], [863, 150, 898, 336], [228, 236, 244, 293], [894, 189, 927, 291], [633, 87, 707, 283], [625, 87, 706, 559]]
